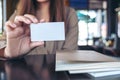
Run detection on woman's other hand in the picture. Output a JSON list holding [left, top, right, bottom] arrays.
[[5, 14, 44, 58]]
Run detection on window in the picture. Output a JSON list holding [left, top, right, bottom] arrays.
[[0, 0, 3, 34], [69, 0, 107, 46], [0, 0, 7, 35], [77, 9, 107, 45]]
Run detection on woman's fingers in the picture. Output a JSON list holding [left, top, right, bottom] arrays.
[[40, 19, 46, 23], [6, 15, 45, 35], [14, 16, 32, 25], [14, 14, 46, 26], [5, 21, 16, 28], [30, 41, 44, 49], [24, 14, 38, 23], [5, 21, 17, 31]]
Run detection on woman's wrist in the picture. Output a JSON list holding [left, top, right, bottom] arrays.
[[0, 47, 9, 60], [0, 47, 5, 57], [4, 46, 19, 58], [4, 47, 23, 60], [5, 37, 22, 58], [4, 47, 10, 58]]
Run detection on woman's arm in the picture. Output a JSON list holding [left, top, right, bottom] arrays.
[[63, 8, 78, 50]]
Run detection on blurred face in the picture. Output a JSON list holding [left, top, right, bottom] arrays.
[[37, 0, 49, 3]]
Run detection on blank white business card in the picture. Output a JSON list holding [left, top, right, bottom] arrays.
[[30, 22, 65, 41]]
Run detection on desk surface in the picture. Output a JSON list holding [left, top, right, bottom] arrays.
[[0, 54, 120, 80]]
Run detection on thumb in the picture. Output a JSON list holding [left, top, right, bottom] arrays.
[[40, 19, 46, 23], [5, 21, 17, 32], [30, 41, 44, 49]]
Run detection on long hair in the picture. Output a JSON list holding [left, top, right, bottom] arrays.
[[16, 0, 66, 33], [16, 0, 65, 22]]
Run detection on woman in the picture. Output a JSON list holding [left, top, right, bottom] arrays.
[[4, 0, 78, 58]]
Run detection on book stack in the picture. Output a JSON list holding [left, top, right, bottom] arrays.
[[56, 50, 120, 77]]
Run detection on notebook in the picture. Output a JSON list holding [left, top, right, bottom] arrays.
[[56, 50, 119, 62], [56, 50, 120, 72]]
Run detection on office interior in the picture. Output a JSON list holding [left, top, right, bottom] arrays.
[[0, 0, 120, 57]]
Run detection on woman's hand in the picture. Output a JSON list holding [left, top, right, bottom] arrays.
[[4, 14, 44, 58]]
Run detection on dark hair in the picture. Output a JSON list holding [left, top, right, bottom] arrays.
[[16, 0, 65, 22]]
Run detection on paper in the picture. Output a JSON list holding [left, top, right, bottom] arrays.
[[56, 61, 120, 71], [69, 68, 120, 74], [89, 70, 120, 77], [30, 22, 65, 41], [56, 50, 120, 72], [56, 50, 119, 62]]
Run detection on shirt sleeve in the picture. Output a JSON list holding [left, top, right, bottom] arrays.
[[63, 8, 79, 50]]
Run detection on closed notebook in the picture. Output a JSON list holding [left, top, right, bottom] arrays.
[[56, 50, 119, 62], [56, 50, 120, 72]]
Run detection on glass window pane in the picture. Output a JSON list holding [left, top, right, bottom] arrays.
[[0, 0, 2, 33], [76, 9, 107, 46]]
